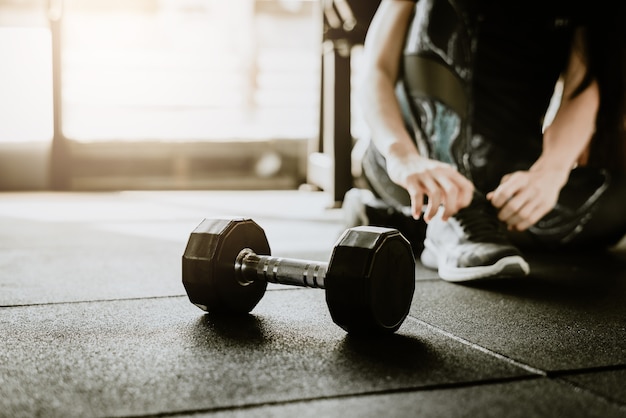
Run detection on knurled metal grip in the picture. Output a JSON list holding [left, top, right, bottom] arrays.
[[236, 248, 328, 288]]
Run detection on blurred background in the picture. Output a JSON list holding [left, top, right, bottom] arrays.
[[0, 0, 375, 196]]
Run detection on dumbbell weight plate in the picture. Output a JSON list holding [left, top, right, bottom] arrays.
[[183, 218, 270, 313], [326, 226, 415, 334]]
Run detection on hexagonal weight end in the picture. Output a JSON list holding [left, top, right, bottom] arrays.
[[325, 226, 415, 334], [182, 218, 270, 314]]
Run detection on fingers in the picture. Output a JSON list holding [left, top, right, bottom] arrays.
[[488, 171, 527, 210], [496, 188, 538, 230], [407, 185, 424, 220], [431, 173, 474, 221], [389, 155, 474, 222], [502, 200, 547, 231], [488, 171, 555, 231], [407, 168, 474, 222], [421, 177, 443, 222]]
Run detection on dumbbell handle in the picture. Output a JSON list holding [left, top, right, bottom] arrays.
[[236, 248, 328, 289]]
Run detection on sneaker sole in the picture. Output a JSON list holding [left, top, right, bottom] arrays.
[[421, 246, 530, 282]]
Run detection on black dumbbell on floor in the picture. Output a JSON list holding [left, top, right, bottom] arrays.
[[182, 218, 415, 334]]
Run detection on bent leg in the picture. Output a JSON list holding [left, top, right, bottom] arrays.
[[568, 173, 626, 248]]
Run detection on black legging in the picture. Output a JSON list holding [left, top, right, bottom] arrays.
[[561, 172, 626, 248]]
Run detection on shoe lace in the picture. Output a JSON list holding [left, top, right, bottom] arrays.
[[454, 201, 508, 243]]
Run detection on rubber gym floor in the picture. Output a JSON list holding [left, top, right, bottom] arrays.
[[1, 190, 625, 418]]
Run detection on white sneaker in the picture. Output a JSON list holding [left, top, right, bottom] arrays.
[[420, 197, 530, 282]]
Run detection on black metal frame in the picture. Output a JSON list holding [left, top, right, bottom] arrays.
[[309, 0, 380, 204]]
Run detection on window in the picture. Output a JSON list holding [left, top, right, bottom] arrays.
[[61, 0, 320, 142], [0, 0, 322, 190], [0, 1, 52, 143]]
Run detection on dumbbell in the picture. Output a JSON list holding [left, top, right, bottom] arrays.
[[182, 218, 415, 334]]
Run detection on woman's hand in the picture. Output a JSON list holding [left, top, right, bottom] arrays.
[[386, 151, 475, 222], [487, 168, 569, 231]]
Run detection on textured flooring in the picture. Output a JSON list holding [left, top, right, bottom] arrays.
[[0, 191, 625, 418]]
